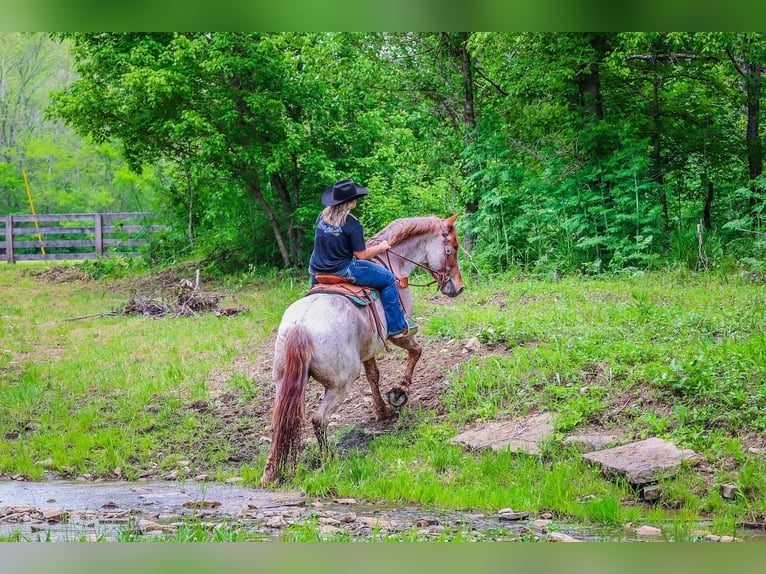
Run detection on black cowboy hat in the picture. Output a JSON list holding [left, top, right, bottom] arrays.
[[321, 179, 369, 206]]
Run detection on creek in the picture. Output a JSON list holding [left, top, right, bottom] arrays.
[[0, 479, 762, 542]]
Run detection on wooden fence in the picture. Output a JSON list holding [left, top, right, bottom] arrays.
[[1, 213, 167, 263]]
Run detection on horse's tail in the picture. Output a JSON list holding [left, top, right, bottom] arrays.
[[260, 324, 314, 486]]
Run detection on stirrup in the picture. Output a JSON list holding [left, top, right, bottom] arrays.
[[390, 318, 418, 339]]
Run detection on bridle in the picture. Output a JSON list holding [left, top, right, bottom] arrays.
[[380, 220, 456, 291]]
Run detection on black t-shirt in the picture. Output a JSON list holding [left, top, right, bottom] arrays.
[[309, 213, 366, 273]]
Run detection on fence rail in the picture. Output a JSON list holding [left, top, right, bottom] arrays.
[[1, 212, 167, 263]]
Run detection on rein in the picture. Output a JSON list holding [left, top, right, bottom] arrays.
[[383, 249, 439, 288]]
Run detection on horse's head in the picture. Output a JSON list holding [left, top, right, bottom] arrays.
[[425, 213, 465, 298]]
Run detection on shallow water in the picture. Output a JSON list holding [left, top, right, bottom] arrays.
[[0, 479, 763, 542]]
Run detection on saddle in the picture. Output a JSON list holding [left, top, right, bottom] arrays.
[[308, 275, 380, 306], [307, 275, 389, 349]]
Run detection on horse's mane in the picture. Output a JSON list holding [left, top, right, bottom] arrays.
[[368, 216, 440, 248]]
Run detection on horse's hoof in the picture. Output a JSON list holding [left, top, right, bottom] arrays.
[[387, 387, 408, 408]]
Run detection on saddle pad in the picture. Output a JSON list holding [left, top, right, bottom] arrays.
[[307, 283, 379, 307]]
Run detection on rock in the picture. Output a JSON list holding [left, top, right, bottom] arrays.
[[41, 508, 65, 521], [319, 517, 340, 526], [225, 476, 244, 484], [548, 531, 581, 542], [563, 435, 619, 453], [265, 515, 287, 528], [334, 498, 357, 505], [138, 519, 176, 533], [182, 500, 221, 509], [635, 525, 663, 537], [3, 505, 36, 515], [582, 437, 698, 485], [462, 337, 481, 353], [720, 483, 739, 499], [498, 508, 530, 521], [358, 516, 398, 530], [450, 412, 555, 455], [642, 485, 661, 501]]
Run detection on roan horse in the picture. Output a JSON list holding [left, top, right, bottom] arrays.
[[260, 214, 465, 486]]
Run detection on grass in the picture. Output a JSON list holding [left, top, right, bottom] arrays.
[[1, 261, 766, 540]]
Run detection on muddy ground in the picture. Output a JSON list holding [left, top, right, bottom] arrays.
[[201, 321, 510, 466]]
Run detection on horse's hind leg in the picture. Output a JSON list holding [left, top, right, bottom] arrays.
[[363, 358, 393, 420], [387, 336, 423, 408], [310, 385, 351, 458]]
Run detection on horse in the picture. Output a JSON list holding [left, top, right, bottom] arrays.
[[260, 213, 465, 486]]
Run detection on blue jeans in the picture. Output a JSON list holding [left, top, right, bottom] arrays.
[[310, 258, 408, 336]]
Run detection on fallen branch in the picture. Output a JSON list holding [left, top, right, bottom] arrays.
[[736, 228, 766, 236], [62, 312, 119, 322]]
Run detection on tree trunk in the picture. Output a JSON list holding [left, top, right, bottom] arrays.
[[459, 32, 476, 134], [449, 32, 479, 252], [703, 180, 714, 230], [578, 33, 605, 121], [650, 59, 670, 240], [184, 164, 195, 250], [745, 60, 763, 206], [270, 172, 304, 266], [246, 173, 291, 267]]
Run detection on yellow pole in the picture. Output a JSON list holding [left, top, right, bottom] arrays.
[[22, 169, 45, 255]]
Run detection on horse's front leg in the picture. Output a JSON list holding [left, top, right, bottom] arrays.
[[363, 358, 393, 420], [386, 336, 422, 408]]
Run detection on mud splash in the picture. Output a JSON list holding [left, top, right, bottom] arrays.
[[1, 480, 761, 542]]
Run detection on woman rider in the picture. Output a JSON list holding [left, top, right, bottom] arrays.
[[308, 179, 418, 339]]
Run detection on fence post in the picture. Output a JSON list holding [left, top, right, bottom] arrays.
[[95, 213, 103, 256], [4, 215, 13, 264]]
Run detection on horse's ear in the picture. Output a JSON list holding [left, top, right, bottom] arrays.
[[446, 213, 460, 227]]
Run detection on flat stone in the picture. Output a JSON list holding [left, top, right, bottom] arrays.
[[498, 509, 529, 521], [720, 483, 739, 499], [563, 434, 619, 453], [450, 413, 555, 455], [582, 437, 698, 485], [548, 531, 582, 542], [635, 525, 663, 538]]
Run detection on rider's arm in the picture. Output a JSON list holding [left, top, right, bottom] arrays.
[[354, 240, 390, 260]]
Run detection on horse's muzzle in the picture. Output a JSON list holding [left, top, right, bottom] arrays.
[[441, 278, 465, 298]]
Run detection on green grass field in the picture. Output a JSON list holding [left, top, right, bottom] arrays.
[[1, 261, 765, 541]]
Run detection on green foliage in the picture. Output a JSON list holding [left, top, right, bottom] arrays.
[[3, 32, 766, 275], [74, 256, 146, 279]]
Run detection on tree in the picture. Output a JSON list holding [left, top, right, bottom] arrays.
[[0, 33, 156, 216]]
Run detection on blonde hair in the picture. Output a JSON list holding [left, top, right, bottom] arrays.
[[321, 200, 355, 228]]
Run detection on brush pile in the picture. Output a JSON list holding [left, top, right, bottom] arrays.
[[121, 271, 247, 318]]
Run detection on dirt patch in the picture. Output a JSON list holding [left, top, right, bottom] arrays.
[[25, 266, 93, 283], [200, 336, 514, 458]]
